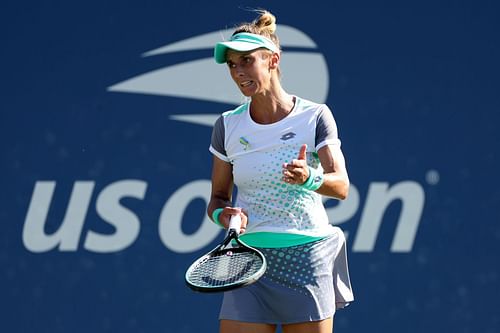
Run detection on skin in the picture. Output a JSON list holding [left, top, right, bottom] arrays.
[[208, 46, 349, 333]]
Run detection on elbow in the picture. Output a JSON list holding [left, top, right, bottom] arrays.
[[321, 175, 349, 200], [337, 189, 348, 201], [337, 181, 350, 200]]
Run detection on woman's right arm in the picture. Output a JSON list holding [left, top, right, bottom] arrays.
[[207, 156, 246, 229]]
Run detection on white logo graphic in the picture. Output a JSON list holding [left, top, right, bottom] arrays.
[[23, 179, 428, 253], [107, 25, 329, 126]]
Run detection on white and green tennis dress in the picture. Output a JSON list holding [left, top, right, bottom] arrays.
[[210, 96, 354, 324]]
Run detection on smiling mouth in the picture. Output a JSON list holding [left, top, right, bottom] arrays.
[[240, 80, 253, 87]]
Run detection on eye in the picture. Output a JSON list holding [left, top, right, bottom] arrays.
[[226, 61, 236, 69]]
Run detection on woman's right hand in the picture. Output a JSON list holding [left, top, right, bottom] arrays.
[[218, 207, 248, 233]]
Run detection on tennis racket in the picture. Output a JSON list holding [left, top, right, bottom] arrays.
[[185, 215, 267, 292]]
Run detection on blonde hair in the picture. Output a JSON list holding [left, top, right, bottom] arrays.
[[232, 10, 281, 50]]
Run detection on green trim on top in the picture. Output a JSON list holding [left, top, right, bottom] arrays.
[[239, 232, 324, 248], [223, 103, 248, 117]]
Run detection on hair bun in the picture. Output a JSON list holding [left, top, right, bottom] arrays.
[[254, 10, 276, 35], [231, 9, 280, 49]]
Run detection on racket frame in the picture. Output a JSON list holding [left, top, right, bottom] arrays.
[[185, 216, 267, 292]]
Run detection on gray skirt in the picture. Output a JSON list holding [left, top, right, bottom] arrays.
[[219, 227, 354, 324]]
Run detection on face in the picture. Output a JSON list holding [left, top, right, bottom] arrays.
[[225, 48, 278, 97]]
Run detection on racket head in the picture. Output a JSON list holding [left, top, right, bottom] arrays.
[[185, 238, 267, 293]]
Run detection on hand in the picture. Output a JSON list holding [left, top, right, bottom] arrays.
[[218, 207, 248, 233], [282, 144, 309, 185]]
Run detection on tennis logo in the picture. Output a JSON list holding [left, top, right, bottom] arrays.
[[239, 137, 250, 150], [106, 25, 329, 126], [22, 179, 427, 253], [280, 132, 297, 141]]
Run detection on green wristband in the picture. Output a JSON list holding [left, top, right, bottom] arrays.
[[300, 166, 324, 191], [211, 208, 224, 227]]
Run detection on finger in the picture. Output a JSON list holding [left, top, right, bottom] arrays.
[[225, 207, 242, 215], [285, 160, 307, 172], [282, 172, 299, 184], [283, 164, 309, 183], [220, 207, 241, 227], [285, 164, 306, 175], [239, 210, 248, 227], [297, 144, 307, 160], [282, 169, 297, 181], [239, 210, 248, 233]]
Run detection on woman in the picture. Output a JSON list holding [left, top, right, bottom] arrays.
[[208, 10, 354, 333]]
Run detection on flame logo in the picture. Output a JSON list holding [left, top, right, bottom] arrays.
[[107, 25, 329, 127]]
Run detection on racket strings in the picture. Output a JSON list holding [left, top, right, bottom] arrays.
[[188, 251, 263, 287]]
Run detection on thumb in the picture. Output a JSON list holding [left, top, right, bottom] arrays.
[[297, 144, 307, 160]]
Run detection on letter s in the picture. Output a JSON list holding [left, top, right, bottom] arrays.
[[84, 180, 147, 253]]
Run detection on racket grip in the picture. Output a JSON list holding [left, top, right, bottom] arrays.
[[229, 215, 242, 234]]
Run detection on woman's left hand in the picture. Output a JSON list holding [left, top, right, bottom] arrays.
[[282, 144, 309, 185]]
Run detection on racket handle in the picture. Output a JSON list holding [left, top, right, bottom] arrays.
[[229, 215, 242, 234]]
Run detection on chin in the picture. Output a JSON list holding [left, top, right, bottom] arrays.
[[239, 89, 255, 97]]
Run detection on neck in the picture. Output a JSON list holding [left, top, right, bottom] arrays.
[[250, 86, 295, 124]]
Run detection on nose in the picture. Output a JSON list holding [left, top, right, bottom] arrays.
[[234, 65, 245, 76], [230, 65, 245, 80]]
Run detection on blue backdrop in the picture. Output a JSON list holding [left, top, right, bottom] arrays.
[[1, 1, 499, 332]]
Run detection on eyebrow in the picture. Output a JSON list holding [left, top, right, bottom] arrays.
[[227, 50, 253, 58], [226, 52, 255, 63]]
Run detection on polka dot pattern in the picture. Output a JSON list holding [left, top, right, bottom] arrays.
[[259, 238, 335, 309], [219, 233, 354, 323], [237, 146, 325, 232]]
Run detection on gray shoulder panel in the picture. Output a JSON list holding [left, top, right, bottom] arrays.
[[210, 115, 226, 156], [315, 105, 338, 147]]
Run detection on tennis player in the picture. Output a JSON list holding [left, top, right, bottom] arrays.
[[207, 10, 354, 333]]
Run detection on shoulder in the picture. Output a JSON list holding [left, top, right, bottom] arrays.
[[217, 103, 249, 130], [295, 96, 330, 114], [294, 96, 333, 123], [213, 102, 249, 130], [222, 103, 248, 118]]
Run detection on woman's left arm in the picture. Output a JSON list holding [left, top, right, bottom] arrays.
[[316, 144, 349, 200]]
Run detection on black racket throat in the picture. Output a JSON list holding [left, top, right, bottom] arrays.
[[220, 228, 240, 248]]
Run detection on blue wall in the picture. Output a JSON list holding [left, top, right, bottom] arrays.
[[1, 1, 499, 332]]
